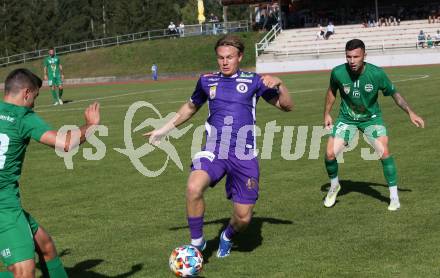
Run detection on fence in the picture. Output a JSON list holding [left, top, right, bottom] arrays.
[[255, 23, 282, 58], [0, 20, 249, 67]]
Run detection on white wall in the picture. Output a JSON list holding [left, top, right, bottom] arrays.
[[257, 50, 440, 73]]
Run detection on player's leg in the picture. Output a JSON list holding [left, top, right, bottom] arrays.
[[186, 170, 211, 250], [49, 81, 59, 105], [323, 135, 346, 207], [33, 227, 68, 278], [57, 84, 64, 105], [217, 203, 254, 258], [375, 136, 400, 211], [7, 260, 35, 278]]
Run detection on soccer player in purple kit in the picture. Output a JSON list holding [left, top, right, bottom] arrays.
[[145, 35, 293, 258]]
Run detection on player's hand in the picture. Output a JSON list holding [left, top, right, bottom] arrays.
[[261, 75, 282, 89], [324, 114, 333, 130], [44, 75, 48, 81], [409, 112, 425, 128], [143, 128, 166, 146], [84, 102, 100, 126], [61, 74, 64, 81]]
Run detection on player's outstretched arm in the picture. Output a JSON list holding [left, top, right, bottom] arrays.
[[324, 87, 336, 130], [39, 102, 101, 151], [391, 93, 425, 128], [144, 101, 199, 145], [261, 75, 293, 112]]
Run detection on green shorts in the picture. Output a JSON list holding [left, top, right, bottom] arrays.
[[48, 76, 63, 87], [0, 209, 39, 267], [331, 116, 388, 142]]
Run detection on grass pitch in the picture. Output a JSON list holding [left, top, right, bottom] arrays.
[[5, 64, 440, 277]]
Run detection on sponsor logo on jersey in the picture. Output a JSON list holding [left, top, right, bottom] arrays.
[[236, 83, 248, 94], [0, 114, 15, 123], [207, 78, 220, 82], [1, 248, 11, 258], [236, 78, 253, 83], [364, 84, 373, 92], [240, 72, 254, 78], [343, 83, 351, 94], [209, 86, 217, 99], [246, 177, 258, 190], [353, 89, 360, 98], [208, 83, 218, 87]]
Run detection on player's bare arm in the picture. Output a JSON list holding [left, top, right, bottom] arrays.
[[43, 66, 48, 80], [261, 75, 293, 111], [144, 101, 200, 145], [60, 64, 64, 81], [392, 92, 425, 128], [39, 102, 101, 151], [324, 86, 337, 130]]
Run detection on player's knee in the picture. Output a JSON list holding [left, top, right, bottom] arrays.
[[325, 150, 336, 161], [186, 182, 204, 200], [234, 212, 252, 228]]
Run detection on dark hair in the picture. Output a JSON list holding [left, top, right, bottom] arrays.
[[345, 39, 365, 51], [49, 47, 54, 51], [215, 35, 245, 53], [4, 68, 42, 95]]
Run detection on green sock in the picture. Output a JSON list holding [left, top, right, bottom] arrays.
[[58, 88, 63, 99], [44, 256, 68, 278], [0, 272, 13, 278], [325, 158, 338, 179], [381, 156, 397, 187], [50, 89, 59, 103]]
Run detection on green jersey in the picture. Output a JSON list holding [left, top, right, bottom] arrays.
[[44, 55, 61, 78], [330, 63, 396, 121], [0, 102, 51, 209]]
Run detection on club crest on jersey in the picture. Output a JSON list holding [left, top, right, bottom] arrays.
[[364, 84, 373, 92], [343, 83, 351, 94], [236, 83, 248, 94], [209, 85, 217, 99]]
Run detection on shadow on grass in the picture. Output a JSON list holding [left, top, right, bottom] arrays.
[[169, 215, 293, 263], [320, 179, 412, 204], [37, 249, 143, 278]]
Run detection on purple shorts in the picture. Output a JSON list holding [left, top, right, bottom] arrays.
[[191, 151, 260, 204]]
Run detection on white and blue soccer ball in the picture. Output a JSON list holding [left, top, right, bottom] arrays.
[[169, 245, 203, 277]]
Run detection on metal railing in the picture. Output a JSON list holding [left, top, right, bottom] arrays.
[[255, 23, 282, 58], [0, 20, 249, 67]]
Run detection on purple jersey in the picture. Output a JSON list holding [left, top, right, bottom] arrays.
[[190, 70, 278, 158]]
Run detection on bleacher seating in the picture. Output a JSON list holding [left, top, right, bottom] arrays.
[[261, 20, 440, 59]]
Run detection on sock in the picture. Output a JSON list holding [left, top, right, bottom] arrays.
[[188, 216, 204, 243], [381, 156, 397, 187], [223, 224, 237, 241], [325, 158, 338, 179], [389, 186, 399, 200], [50, 89, 59, 103], [0, 272, 13, 278], [58, 88, 63, 99], [44, 256, 68, 278]]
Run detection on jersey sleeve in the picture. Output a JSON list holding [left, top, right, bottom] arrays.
[[329, 69, 339, 94], [19, 112, 53, 142], [255, 76, 279, 102], [379, 70, 397, 96], [189, 78, 208, 107]]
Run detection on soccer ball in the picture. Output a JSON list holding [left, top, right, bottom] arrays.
[[169, 245, 203, 277]]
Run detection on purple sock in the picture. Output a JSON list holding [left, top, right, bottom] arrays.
[[224, 224, 237, 240], [187, 216, 204, 239]]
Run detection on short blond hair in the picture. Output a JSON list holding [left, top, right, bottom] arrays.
[[214, 35, 245, 53]]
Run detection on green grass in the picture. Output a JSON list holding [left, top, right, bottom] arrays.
[[2, 64, 439, 277], [0, 32, 263, 81]]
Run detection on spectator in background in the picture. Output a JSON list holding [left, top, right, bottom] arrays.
[[426, 35, 434, 48], [417, 30, 426, 48], [324, 22, 335, 40], [178, 22, 185, 37], [168, 22, 177, 37], [428, 9, 438, 23], [316, 24, 325, 40], [435, 30, 440, 46], [151, 63, 158, 81]]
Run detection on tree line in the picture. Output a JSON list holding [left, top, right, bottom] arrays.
[[0, 0, 249, 56]]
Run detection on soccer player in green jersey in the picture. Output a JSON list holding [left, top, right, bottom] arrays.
[[323, 39, 425, 211], [43, 47, 64, 106], [0, 69, 100, 277]]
